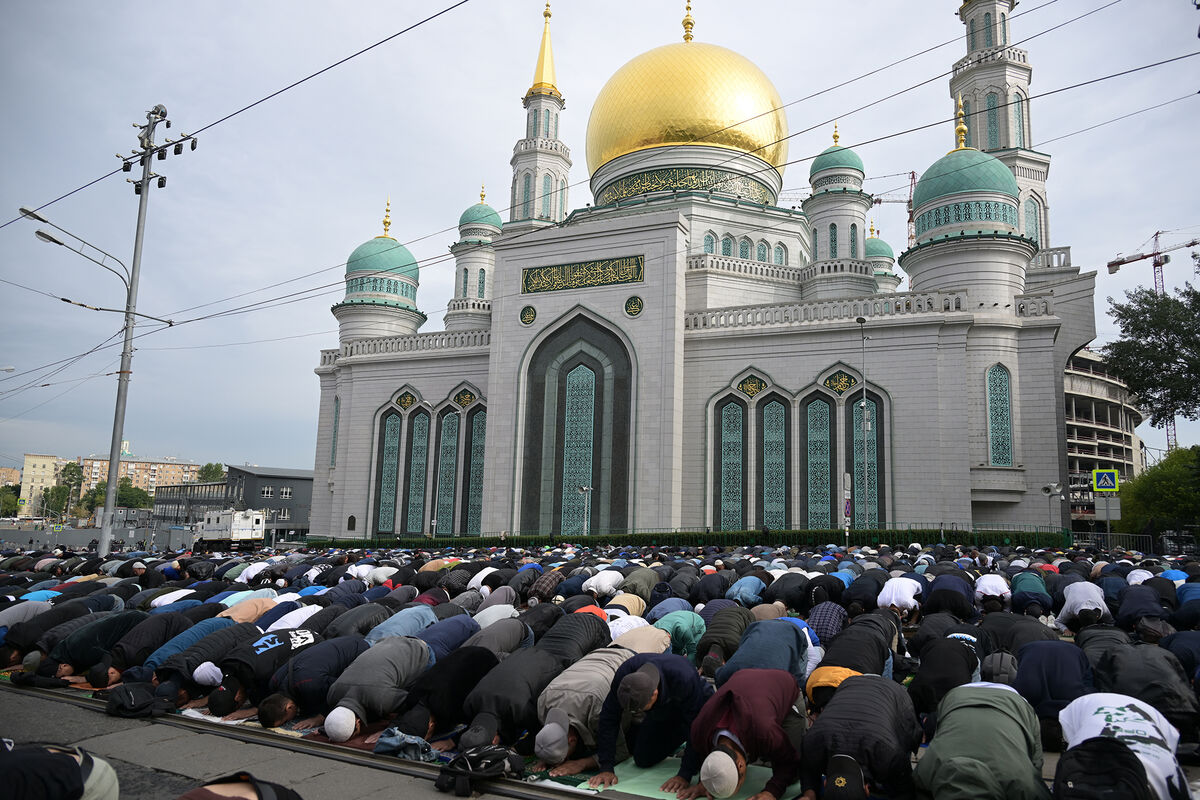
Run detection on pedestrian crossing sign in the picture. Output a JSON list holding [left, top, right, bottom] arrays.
[[52, 524, 63, 532], [1092, 469, 1119, 492]]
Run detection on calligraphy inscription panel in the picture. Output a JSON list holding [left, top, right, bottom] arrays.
[[521, 255, 645, 295]]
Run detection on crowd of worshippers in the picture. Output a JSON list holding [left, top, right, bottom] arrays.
[[2, 541, 1199, 800]]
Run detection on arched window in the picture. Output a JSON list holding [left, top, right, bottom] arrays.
[[715, 398, 747, 531], [756, 242, 768, 262], [847, 392, 884, 528], [969, 18, 976, 50], [986, 364, 1013, 466], [758, 398, 789, 530], [984, 12, 993, 47], [375, 411, 402, 534], [433, 410, 460, 536], [477, 268, 486, 299], [1013, 93, 1025, 148], [462, 268, 469, 297], [462, 407, 486, 535], [542, 109, 550, 137], [347, 515, 356, 532], [330, 396, 340, 468], [527, 110, 535, 139], [850, 224, 859, 259], [1025, 197, 1041, 245], [403, 411, 430, 534], [703, 233, 716, 254], [739, 239, 751, 259], [1001, 13, 1007, 45], [552, 111, 558, 139], [559, 179, 567, 220], [774, 244, 786, 265], [541, 174, 552, 218], [986, 93, 1000, 149], [522, 173, 532, 219], [561, 364, 596, 535], [963, 100, 972, 147], [802, 395, 834, 529], [829, 224, 838, 258], [812, 229, 819, 260], [721, 236, 734, 257]]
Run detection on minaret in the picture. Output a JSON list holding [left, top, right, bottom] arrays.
[[801, 124, 876, 300], [950, 0, 1050, 248], [445, 185, 501, 332], [508, 3, 572, 230]]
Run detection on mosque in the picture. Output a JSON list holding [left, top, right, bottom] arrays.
[[311, 1, 1096, 540]]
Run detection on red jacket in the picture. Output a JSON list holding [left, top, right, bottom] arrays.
[[684, 669, 801, 798]]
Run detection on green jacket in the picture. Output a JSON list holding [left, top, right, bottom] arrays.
[[652, 610, 706, 660]]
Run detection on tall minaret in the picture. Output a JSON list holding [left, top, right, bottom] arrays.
[[508, 3, 572, 231], [444, 185, 501, 332], [949, 0, 1051, 248]]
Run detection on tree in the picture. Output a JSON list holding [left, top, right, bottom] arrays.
[[0, 485, 18, 517], [41, 485, 71, 519], [82, 481, 106, 512], [117, 477, 153, 509], [197, 462, 225, 483], [1100, 253, 1200, 426], [1115, 445, 1200, 535], [59, 461, 83, 509]]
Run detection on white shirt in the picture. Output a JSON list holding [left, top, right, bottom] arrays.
[[583, 570, 625, 598], [974, 573, 1011, 601], [267, 604, 323, 632], [876, 576, 923, 611], [1054, 581, 1112, 632]]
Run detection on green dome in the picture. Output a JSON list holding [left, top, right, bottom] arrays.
[[459, 202, 502, 229], [809, 145, 864, 180], [346, 236, 418, 281], [913, 148, 1019, 209], [864, 236, 895, 260]]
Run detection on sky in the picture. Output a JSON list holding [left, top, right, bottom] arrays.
[[1, 0, 1198, 475]]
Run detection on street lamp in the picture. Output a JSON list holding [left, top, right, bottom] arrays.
[[577, 485, 593, 536], [0, 366, 14, 373], [855, 316, 870, 538]]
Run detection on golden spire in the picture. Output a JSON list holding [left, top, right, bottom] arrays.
[[832, 121, 840, 147], [480, 183, 486, 204], [526, 3, 561, 100], [954, 95, 969, 150], [869, 220, 876, 238], [682, 1, 695, 42], [380, 197, 392, 238]]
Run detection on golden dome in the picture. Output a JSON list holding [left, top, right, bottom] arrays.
[[585, 42, 789, 176]]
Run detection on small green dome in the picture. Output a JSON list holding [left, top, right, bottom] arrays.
[[913, 148, 1019, 209], [346, 236, 418, 281], [864, 236, 895, 260], [459, 202, 502, 229], [809, 145, 864, 180]]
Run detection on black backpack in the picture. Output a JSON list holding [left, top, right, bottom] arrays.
[[434, 745, 524, 796], [1053, 736, 1155, 800], [103, 682, 175, 718]]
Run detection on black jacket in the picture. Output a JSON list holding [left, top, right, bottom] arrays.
[[268, 635, 370, 714], [220, 628, 323, 703], [398, 645, 500, 734], [111, 611, 194, 669]]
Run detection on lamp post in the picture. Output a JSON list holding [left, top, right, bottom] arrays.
[[18, 104, 190, 557], [577, 485, 593, 536], [855, 316, 870, 537]]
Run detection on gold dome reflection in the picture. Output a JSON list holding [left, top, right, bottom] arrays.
[[586, 42, 789, 175]]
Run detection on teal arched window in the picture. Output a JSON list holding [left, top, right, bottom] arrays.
[[1025, 198, 1041, 245], [1001, 14, 1007, 45], [984, 13, 993, 47], [850, 224, 859, 258], [330, 396, 340, 468], [433, 411, 460, 536], [829, 224, 838, 258], [969, 18, 976, 50], [804, 397, 832, 528], [739, 239, 751, 259], [477, 269, 486, 299], [986, 93, 1000, 149], [522, 173, 532, 219], [703, 233, 716, 254], [756, 242, 768, 262], [774, 244, 786, 265], [963, 100, 972, 147], [552, 111, 558, 139], [527, 110, 536, 138], [404, 411, 430, 533], [851, 397, 881, 528], [559, 179, 567, 220], [721, 236, 734, 256], [1013, 94, 1025, 148], [541, 174, 552, 218], [760, 399, 787, 530], [542, 109, 550, 137], [463, 408, 486, 535], [561, 364, 596, 535], [462, 268, 469, 297], [812, 229, 819, 260], [986, 364, 1013, 466], [716, 399, 746, 531], [375, 412, 402, 534]]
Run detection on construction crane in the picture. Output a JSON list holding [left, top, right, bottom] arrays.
[[872, 171, 918, 247], [1106, 231, 1200, 449]]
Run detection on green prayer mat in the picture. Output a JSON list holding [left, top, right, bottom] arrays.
[[576, 757, 802, 800]]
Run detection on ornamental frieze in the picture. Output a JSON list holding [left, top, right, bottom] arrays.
[[521, 255, 644, 294], [595, 167, 774, 207]]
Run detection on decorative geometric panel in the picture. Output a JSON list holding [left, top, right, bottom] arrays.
[[330, 396, 340, 468], [963, 101, 972, 147], [559, 179, 567, 221], [986, 93, 1000, 150], [721, 237, 734, 257], [543, 108, 550, 137], [852, 398, 879, 529], [624, 296, 644, 317], [541, 174, 552, 219], [377, 414, 402, 534], [719, 402, 745, 531], [454, 390, 476, 408], [477, 268, 486, 299], [984, 12, 993, 47], [806, 400, 831, 529], [397, 391, 416, 410], [1013, 95, 1025, 148], [520, 305, 537, 325], [774, 245, 785, 265], [850, 224, 859, 259], [823, 370, 858, 396], [462, 268, 469, 298], [704, 234, 715, 254], [738, 375, 767, 397], [762, 401, 787, 530], [756, 242, 768, 262], [466, 411, 486, 535], [1025, 198, 1041, 246], [829, 224, 838, 258], [434, 413, 460, 535], [594, 167, 775, 207], [969, 18, 976, 51], [987, 365, 1013, 466], [739, 240, 751, 260], [561, 364, 596, 535], [522, 173, 532, 220], [405, 413, 429, 534], [1001, 13, 1007, 45]]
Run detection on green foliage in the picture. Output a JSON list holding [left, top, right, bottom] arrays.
[[197, 463, 226, 483], [58, 461, 83, 508], [41, 485, 71, 517], [1115, 446, 1200, 535], [0, 485, 18, 517], [81, 481, 106, 512], [1101, 254, 1200, 426], [81, 477, 152, 510]]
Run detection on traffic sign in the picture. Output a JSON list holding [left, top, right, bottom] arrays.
[[844, 499, 852, 517], [52, 524, 63, 532], [1093, 469, 1119, 492], [17, 498, 25, 505]]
